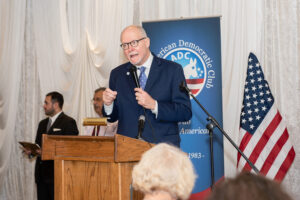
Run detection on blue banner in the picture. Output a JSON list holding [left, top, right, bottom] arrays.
[[143, 17, 224, 199]]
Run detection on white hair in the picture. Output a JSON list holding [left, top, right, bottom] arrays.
[[132, 143, 197, 200]]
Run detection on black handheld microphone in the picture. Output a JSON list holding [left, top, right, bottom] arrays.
[[129, 65, 140, 88], [136, 115, 145, 140]]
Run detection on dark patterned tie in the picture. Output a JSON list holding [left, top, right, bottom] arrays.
[[46, 118, 52, 133], [139, 66, 147, 90]]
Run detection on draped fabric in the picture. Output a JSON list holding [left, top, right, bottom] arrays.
[[0, 0, 299, 199]]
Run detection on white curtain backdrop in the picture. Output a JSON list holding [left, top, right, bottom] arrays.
[[0, 0, 299, 199]]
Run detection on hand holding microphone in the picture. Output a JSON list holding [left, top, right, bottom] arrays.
[[130, 65, 156, 109], [134, 88, 156, 110]]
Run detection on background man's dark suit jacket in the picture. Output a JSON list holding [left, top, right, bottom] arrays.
[[35, 112, 79, 183], [103, 54, 192, 146]]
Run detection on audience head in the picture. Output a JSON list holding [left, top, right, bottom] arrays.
[[44, 91, 64, 116], [120, 25, 151, 66], [132, 143, 197, 200], [93, 87, 105, 117], [207, 172, 293, 200]]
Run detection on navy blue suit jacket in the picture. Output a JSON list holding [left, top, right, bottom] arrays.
[[104, 54, 192, 146]]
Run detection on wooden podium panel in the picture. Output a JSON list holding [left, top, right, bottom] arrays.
[[42, 134, 152, 200]]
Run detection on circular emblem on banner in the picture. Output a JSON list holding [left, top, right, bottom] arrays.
[[163, 48, 206, 97]]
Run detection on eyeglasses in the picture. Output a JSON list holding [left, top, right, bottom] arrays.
[[91, 98, 102, 103], [120, 37, 146, 50]]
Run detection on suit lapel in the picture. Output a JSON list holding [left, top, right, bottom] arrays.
[[144, 56, 161, 92]]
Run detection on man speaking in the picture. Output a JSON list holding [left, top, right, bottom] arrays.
[[103, 25, 191, 147]]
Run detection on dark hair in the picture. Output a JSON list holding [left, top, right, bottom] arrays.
[[207, 172, 293, 200], [46, 91, 64, 109], [94, 87, 106, 93]]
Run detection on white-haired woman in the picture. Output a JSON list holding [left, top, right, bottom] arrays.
[[132, 143, 197, 200]]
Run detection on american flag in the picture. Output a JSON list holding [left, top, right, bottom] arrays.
[[237, 53, 295, 181]]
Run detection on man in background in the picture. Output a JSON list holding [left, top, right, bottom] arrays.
[[25, 91, 79, 200], [82, 87, 117, 136], [103, 25, 191, 146]]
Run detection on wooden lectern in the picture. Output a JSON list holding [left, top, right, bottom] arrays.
[[42, 134, 154, 200]]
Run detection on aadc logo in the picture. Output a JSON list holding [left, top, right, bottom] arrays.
[[158, 39, 216, 98]]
